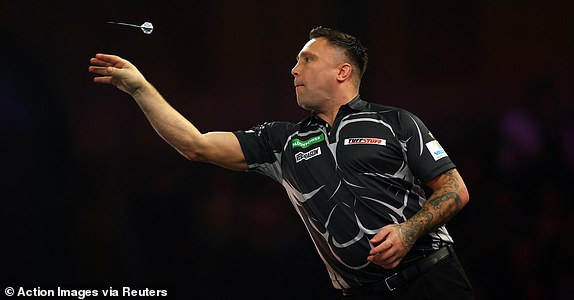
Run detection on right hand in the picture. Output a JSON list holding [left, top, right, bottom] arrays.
[[89, 54, 147, 95]]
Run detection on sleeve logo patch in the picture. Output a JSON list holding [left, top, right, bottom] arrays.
[[295, 147, 322, 163], [344, 138, 386, 146], [425, 140, 448, 161]]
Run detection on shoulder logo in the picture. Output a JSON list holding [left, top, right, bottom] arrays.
[[425, 140, 448, 161], [291, 133, 325, 149], [344, 137, 386, 146], [295, 147, 322, 163]]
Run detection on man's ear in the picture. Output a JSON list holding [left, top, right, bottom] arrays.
[[337, 63, 353, 82]]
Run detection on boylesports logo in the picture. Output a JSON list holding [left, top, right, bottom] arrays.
[[295, 147, 322, 163], [344, 137, 386, 146], [291, 133, 325, 149]]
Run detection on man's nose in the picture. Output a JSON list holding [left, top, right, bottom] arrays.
[[291, 63, 300, 77]]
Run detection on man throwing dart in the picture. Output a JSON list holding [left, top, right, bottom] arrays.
[[89, 26, 474, 299]]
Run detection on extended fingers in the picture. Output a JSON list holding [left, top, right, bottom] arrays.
[[89, 54, 114, 78], [89, 54, 127, 78], [90, 57, 108, 66], [92, 75, 113, 84], [88, 65, 110, 75], [89, 61, 114, 84], [89, 53, 130, 69], [94, 53, 123, 64]]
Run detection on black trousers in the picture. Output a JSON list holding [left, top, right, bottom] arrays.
[[340, 253, 474, 300]]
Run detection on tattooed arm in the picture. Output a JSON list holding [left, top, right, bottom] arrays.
[[367, 168, 469, 269]]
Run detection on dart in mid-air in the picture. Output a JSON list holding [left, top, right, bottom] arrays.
[[107, 21, 154, 34]]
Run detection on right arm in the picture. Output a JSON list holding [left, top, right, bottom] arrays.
[[89, 53, 247, 171]]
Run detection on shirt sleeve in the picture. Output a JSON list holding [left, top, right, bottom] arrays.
[[398, 110, 456, 184], [233, 121, 292, 181]]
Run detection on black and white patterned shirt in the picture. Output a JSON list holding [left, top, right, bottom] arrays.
[[234, 96, 456, 289]]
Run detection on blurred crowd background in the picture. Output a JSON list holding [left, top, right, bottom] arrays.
[[1, 1, 573, 299]]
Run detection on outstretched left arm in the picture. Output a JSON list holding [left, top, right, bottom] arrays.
[[367, 168, 469, 269]]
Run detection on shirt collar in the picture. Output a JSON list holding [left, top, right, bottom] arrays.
[[305, 95, 367, 127], [344, 95, 368, 111]]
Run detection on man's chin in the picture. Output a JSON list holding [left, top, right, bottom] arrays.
[[296, 98, 314, 111]]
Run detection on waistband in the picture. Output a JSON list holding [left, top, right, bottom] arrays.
[[342, 245, 455, 296]]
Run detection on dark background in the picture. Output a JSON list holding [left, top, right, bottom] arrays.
[[1, 1, 573, 299]]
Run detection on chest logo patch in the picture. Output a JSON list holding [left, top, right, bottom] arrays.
[[291, 133, 325, 149], [344, 138, 386, 146], [295, 147, 322, 163]]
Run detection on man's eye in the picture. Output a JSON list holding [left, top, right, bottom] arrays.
[[305, 57, 312, 62]]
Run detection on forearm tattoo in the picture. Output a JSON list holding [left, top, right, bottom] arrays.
[[397, 169, 462, 248]]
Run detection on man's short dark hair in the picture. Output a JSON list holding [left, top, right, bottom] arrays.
[[309, 26, 368, 80]]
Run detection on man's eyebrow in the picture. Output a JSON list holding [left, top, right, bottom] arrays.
[[296, 50, 316, 61]]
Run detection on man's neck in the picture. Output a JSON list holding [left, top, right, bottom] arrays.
[[315, 93, 359, 126]]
